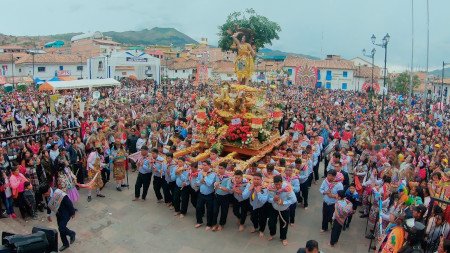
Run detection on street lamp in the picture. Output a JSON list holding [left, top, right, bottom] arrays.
[[441, 61, 450, 110], [362, 48, 376, 110], [372, 33, 390, 117], [78, 54, 83, 79]]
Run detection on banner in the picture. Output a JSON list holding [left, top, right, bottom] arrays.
[[195, 65, 208, 86], [294, 65, 317, 87]]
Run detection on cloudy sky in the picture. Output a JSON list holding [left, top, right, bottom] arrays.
[[2, 0, 449, 72]]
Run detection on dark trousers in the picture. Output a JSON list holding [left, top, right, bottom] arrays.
[[57, 215, 75, 247], [289, 203, 297, 224], [190, 187, 198, 208], [233, 198, 249, 225], [0, 193, 13, 215], [196, 193, 214, 226], [162, 180, 174, 204], [173, 185, 190, 214], [313, 162, 320, 181], [213, 194, 230, 226], [268, 207, 289, 240], [153, 176, 164, 201], [15, 192, 27, 219], [250, 203, 269, 232], [135, 172, 152, 199], [300, 182, 309, 207], [324, 157, 330, 177], [307, 173, 313, 187], [330, 220, 343, 245], [74, 163, 84, 184], [322, 202, 335, 231], [344, 214, 353, 228]]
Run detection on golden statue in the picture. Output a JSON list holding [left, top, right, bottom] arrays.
[[227, 26, 256, 85]]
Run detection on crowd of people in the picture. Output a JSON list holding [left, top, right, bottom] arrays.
[[0, 77, 449, 252]]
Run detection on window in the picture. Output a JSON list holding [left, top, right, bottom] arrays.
[[19, 68, 22, 73], [77, 66, 83, 71], [316, 81, 322, 88], [287, 68, 293, 75], [183, 70, 186, 73], [343, 71, 348, 78], [326, 70, 332, 81], [59, 66, 64, 71], [325, 82, 331, 89], [341, 83, 348, 90], [175, 70, 178, 73], [37, 67, 46, 72], [317, 70, 321, 80], [98, 61, 103, 70]]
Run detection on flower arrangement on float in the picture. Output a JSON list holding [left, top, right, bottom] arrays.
[[226, 118, 253, 146]]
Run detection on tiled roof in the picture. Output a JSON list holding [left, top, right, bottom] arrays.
[[354, 66, 381, 79], [92, 39, 121, 46], [167, 58, 198, 70], [0, 45, 25, 50], [255, 60, 284, 71], [212, 60, 234, 74], [0, 53, 28, 63], [284, 56, 355, 70], [15, 53, 86, 65]]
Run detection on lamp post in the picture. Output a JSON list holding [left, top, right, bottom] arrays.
[[78, 55, 83, 79], [363, 48, 376, 110], [11, 54, 15, 86], [372, 33, 390, 117], [441, 61, 450, 110]]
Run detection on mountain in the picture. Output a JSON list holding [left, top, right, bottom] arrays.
[[258, 48, 319, 60], [429, 67, 450, 78], [103, 27, 197, 47], [0, 27, 197, 48]]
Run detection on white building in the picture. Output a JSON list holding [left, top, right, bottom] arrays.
[[166, 58, 200, 80], [211, 60, 235, 82], [87, 50, 160, 84], [283, 55, 355, 90], [431, 78, 450, 104], [15, 53, 87, 81]]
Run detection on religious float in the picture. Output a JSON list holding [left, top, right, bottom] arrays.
[[174, 24, 286, 172]]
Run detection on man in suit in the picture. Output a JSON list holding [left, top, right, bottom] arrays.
[[41, 183, 76, 252]]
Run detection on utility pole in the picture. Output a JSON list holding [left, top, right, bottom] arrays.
[[11, 54, 15, 86], [409, 0, 414, 101]]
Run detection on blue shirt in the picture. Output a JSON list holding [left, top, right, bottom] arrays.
[[138, 159, 152, 174], [152, 155, 165, 177], [242, 184, 268, 210], [165, 162, 177, 183], [231, 179, 249, 202], [268, 182, 297, 211], [196, 170, 216, 195], [214, 174, 231, 196], [284, 176, 300, 193], [319, 180, 343, 205], [172, 168, 189, 188]]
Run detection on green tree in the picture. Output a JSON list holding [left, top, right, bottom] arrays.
[[392, 72, 420, 94], [218, 9, 281, 52]]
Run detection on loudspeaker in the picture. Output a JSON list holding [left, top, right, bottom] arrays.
[[31, 226, 58, 253], [0, 245, 13, 253], [4, 231, 49, 253]]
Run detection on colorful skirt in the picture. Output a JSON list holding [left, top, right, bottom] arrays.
[[88, 169, 104, 190], [113, 160, 126, 181], [67, 187, 79, 203]]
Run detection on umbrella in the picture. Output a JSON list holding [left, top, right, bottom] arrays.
[[49, 76, 60, 82], [38, 82, 54, 92]]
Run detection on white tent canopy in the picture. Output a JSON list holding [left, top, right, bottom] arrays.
[[45, 78, 121, 90]]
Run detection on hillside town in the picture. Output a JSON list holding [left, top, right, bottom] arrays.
[[1, 31, 449, 105]]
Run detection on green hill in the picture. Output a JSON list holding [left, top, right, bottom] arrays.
[[429, 67, 450, 78], [103, 27, 197, 47]]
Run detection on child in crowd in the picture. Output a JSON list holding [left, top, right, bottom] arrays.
[[343, 183, 360, 230], [330, 190, 353, 247], [23, 181, 37, 219], [1, 170, 16, 218]]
